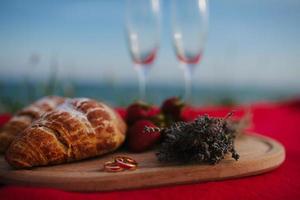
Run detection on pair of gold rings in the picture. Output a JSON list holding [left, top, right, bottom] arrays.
[[104, 156, 138, 172]]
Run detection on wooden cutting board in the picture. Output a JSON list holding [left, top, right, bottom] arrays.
[[0, 133, 285, 192]]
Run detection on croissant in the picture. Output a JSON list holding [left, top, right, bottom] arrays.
[[5, 98, 127, 168], [0, 96, 65, 153]]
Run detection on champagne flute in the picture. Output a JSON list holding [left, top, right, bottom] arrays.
[[125, 0, 160, 100], [171, 0, 209, 101]]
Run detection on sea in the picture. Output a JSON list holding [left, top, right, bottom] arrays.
[[0, 79, 299, 113]]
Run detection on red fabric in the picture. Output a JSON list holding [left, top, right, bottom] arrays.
[[1, 101, 300, 200]]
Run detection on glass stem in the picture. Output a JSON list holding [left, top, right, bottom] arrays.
[[183, 64, 194, 102], [135, 65, 148, 100]]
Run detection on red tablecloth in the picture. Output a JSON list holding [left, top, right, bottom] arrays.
[[1, 101, 300, 200]]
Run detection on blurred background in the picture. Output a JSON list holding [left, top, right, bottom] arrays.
[[0, 0, 300, 112]]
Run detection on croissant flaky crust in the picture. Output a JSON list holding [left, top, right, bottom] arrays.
[[0, 96, 65, 153], [5, 98, 127, 168]]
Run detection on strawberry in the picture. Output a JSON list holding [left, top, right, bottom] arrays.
[[127, 120, 161, 152], [161, 97, 185, 121], [126, 101, 159, 125]]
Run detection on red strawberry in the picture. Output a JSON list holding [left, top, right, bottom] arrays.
[[126, 101, 159, 125], [127, 120, 161, 152], [161, 97, 185, 121]]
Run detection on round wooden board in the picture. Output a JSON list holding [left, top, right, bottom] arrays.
[[0, 133, 285, 192]]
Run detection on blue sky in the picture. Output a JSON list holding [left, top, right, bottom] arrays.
[[0, 0, 300, 88]]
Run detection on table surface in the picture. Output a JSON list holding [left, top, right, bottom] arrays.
[[0, 99, 300, 200]]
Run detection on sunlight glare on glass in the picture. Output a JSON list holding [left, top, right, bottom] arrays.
[[130, 32, 140, 56], [151, 0, 160, 13], [198, 0, 207, 13], [174, 32, 182, 40]]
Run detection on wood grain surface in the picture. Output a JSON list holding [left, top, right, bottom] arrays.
[[0, 133, 285, 192]]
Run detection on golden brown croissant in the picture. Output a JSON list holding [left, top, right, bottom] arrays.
[[5, 98, 127, 168], [0, 96, 65, 153]]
